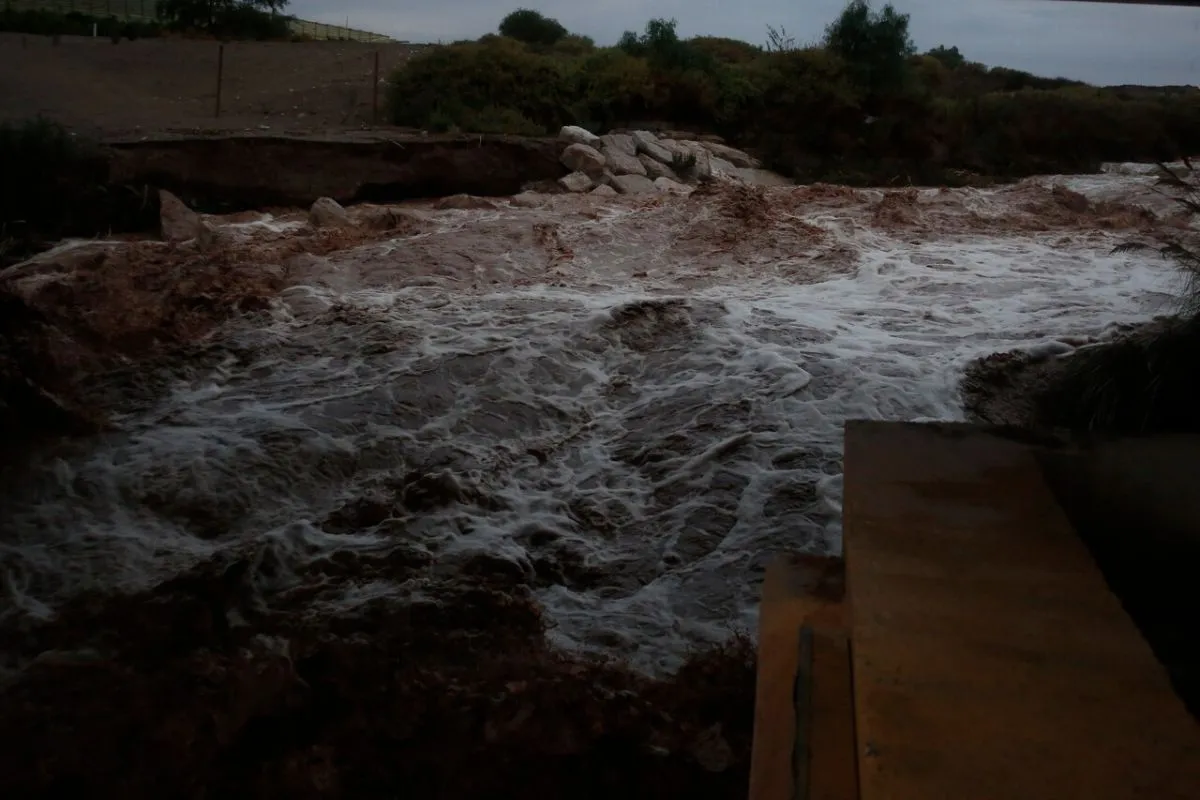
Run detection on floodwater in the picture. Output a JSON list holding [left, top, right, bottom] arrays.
[[0, 167, 1183, 673]]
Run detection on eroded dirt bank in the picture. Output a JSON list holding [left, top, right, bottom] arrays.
[[108, 133, 565, 211], [0, 559, 755, 798]]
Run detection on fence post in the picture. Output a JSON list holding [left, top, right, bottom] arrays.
[[214, 43, 225, 118], [372, 50, 380, 124]]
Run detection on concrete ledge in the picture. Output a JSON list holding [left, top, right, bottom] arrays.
[[843, 421, 1200, 800], [751, 421, 1200, 800]]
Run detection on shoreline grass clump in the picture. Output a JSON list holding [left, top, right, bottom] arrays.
[[1031, 161, 1200, 434]]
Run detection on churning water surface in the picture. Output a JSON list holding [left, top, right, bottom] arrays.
[[0, 167, 1184, 673]]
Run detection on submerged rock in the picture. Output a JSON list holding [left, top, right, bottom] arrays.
[[591, 184, 619, 197]]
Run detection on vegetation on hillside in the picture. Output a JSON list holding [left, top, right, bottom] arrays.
[[156, 0, 292, 39], [0, 0, 295, 40], [387, 2, 1200, 185], [0, 9, 163, 39]]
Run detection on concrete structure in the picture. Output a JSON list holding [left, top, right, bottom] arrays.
[[751, 421, 1200, 800]]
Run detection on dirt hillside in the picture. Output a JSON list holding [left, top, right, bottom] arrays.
[[0, 32, 430, 138]]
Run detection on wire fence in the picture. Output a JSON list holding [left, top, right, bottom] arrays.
[[288, 19, 395, 44], [2, 0, 397, 42]]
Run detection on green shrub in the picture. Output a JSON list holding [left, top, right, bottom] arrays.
[[925, 45, 964, 70], [550, 34, 596, 58], [570, 48, 658, 130], [157, 0, 292, 40], [388, 37, 571, 133], [0, 9, 162, 39], [689, 36, 764, 65], [384, 3, 1200, 184], [498, 8, 567, 48]]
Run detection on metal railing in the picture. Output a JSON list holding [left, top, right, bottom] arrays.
[[2, 0, 397, 41]]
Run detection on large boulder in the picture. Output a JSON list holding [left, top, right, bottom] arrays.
[[309, 196, 352, 228], [599, 133, 637, 157], [709, 155, 741, 181], [561, 143, 606, 178], [559, 125, 602, 148], [610, 174, 657, 195], [558, 171, 595, 193], [638, 154, 677, 181], [159, 190, 206, 243], [601, 146, 646, 177], [701, 141, 761, 169], [631, 131, 674, 165]]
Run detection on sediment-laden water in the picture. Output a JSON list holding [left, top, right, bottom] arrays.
[[0, 168, 1182, 674]]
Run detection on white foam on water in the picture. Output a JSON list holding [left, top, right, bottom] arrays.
[[0, 174, 1183, 674]]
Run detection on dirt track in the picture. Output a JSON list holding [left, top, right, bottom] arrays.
[[0, 33, 430, 138]]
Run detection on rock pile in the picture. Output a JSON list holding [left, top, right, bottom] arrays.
[[553, 125, 776, 196]]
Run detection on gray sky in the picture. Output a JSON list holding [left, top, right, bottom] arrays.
[[290, 0, 1200, 86]]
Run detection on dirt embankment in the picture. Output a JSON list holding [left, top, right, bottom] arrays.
[[961, 315, 1200, 435], [0, 34, 430, 137], [0, 550, 756, 798], [109, 133, 564, 210]]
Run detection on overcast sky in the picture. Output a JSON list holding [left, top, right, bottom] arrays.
[[289, 0, 1200, 86]]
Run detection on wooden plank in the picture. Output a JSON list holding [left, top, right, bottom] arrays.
[[749, 553, 859, 800], [843, 421, 1200, 800]]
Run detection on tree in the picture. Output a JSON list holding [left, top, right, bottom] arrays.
[[926, 45, 965, 70], [498, 9, 567, 47], [822, 0, 915, 98], [156, 0, 290, 39], [764, 24, 798, 54], [614, 19, 707, 71]]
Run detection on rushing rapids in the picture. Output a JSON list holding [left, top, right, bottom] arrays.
[[0, 167, 1184, 674]]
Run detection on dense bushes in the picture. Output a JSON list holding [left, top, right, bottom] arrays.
[[0, 9, 162, 39], [0, 118, 156, 265], [498, 8, 567, 48], [387, 3, 1200, 184], [157, 0, 293, 40], [0, 1, 292, 41]]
